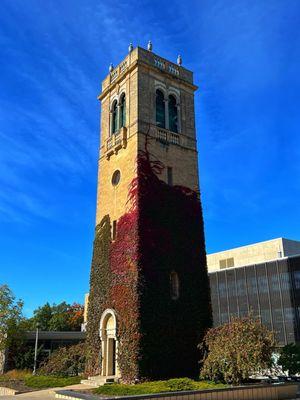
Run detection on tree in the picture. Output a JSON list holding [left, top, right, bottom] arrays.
[[200, 315, 275, 384], [27, 302, 84, 331], [0, 285, 23, 352], [278, 343, 300, 375]]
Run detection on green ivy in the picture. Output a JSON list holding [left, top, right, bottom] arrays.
[[85, 215, 111, 375]]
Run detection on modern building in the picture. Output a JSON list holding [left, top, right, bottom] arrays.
[[208, 238, 300, 345], [1, 331, 86, 373], [85, 43, 211, 382], [25, 331, 86, 357]]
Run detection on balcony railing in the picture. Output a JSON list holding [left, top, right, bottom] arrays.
[[155, 127, 196, 149], [154, 57, 180, 77], [156, 127, 180, 146], [106, 127, 127, 158], [110, 60, 128, 83]]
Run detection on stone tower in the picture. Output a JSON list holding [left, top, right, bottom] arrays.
[[86, 45, 211, 382]]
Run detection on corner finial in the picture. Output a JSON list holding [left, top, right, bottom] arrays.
[[147, 40, 152, 52], [109, 63, 114, 72], [128, 43, 133, 53], [177, 54, 182, 66]]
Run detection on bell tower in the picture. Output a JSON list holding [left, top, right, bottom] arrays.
[[96, 44, 199, 225], [86, 44, 211, 382]]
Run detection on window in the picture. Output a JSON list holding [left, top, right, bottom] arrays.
[[111, 170, 121, 186], [119, 93, 126, 128], [168, 95, 178, 133], [156, 89, 165, 128], [219, 257, 234, 269], [111, 100, 118, 134], [167, 167, 173, 185], [112, 220, 117, 240], [170, 271, 180, 300]]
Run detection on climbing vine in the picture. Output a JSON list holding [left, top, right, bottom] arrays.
[[86, 148, 212, 381], [85, 215, 111, 375]]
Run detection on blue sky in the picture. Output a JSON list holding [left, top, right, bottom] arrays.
[[0, 0, 300, 316]]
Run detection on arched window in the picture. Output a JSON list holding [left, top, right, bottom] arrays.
[[156, 89, 165, 128], [111, 100, 118, 134], [119, 93, 126, 128], [168, 95, 178, 133], [170, 271, 180, 300]]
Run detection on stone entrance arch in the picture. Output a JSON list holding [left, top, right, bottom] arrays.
[[99, 309, 118, 377]]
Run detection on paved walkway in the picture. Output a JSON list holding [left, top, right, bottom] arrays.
[[0, 384, 88, 400]]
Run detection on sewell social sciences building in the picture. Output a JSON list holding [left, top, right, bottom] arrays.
[[207, 238, 300, 346]]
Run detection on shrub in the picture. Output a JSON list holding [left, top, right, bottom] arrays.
[[200, 315, 275, 384], [38, 342, 86, 377], [278, 343, 300, 375], [11, 344, 45, 371]]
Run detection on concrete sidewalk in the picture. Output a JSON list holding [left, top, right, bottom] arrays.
[[0, 384, 89, 400]]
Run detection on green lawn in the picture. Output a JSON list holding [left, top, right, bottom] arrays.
[[0, 370, 81, 391], [24, 375, 81, 389], [94, 378, 227, 396]]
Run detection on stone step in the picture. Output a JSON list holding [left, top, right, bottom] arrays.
[[81, 375, 117, 387], [80, 379, 99, 387]]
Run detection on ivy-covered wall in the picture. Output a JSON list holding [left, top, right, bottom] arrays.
[[85, 215, 111, 375], [86, 149, 212, 381], [137, 150, 212, 379]]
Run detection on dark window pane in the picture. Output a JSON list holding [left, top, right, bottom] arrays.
[[120, 94, 126, 127], [112, 101, 118, 133], [168, 95, 178, 133], [156, 90, 165, 128]]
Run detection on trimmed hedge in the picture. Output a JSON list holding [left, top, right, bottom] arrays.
[[94, 378, 227, 396]]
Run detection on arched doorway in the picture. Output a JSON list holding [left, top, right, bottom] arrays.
[[99, 309, 118, 377]]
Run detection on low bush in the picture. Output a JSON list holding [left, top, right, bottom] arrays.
[[24, 375, 81, 389], [200, 315, 275, 385], [94, 378, 227, 396], [38, 342, 85, 377]]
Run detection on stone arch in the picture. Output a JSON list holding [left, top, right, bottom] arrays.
[[99, 309, 118, 377]]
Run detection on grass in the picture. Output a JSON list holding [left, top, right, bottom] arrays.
[[0, 369, 32, 382], [94, 378, 228, 396], [0, 370, 81, 389]]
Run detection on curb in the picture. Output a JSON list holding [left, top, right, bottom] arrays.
[[55, 390, 106, 400]]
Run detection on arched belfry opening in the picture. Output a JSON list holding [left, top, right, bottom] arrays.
[[99, 309, 118, 377]]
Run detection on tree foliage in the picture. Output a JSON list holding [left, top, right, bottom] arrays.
[[200, 315, 275, 384], [26, 302, 84, 331], [0, 285, 23, 351], [278, 343, 300, 375]]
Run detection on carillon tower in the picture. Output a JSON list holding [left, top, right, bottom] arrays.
[[86, 43, 211, 382]]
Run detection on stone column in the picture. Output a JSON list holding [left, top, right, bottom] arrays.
[[164, 98, 169, 130], [177, 103, 181, 133]]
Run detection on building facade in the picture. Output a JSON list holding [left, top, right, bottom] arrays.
[[86, 45, 211, 382], [208, 239, 300, 345]]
